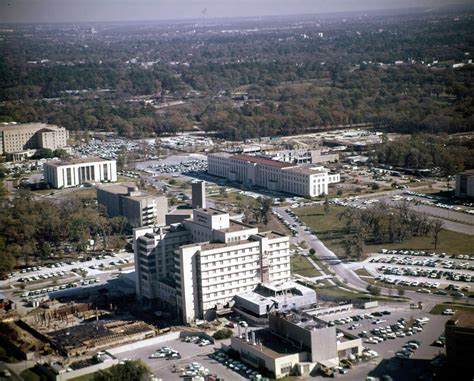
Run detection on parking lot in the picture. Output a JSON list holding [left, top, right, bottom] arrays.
[[317, 306, 450, 362], [115, 338, 247, 381], [353, 249, 474, 298], [1, 251, 135, 308]]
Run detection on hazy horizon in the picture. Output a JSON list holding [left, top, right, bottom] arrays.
[[0, 0, 472, 24]]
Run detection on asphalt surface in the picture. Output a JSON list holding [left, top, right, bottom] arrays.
[[115, 338, 247, 381]]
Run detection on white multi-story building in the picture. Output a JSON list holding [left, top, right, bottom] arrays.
[[133, 207, 291, 323], [44, 157, 117, 189], [207, 153, 340, 197]]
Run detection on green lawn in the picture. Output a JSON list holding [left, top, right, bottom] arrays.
[[354, 268, 373, 278], [291, 255, 321, 278], [295, 205, 474, 255], [430, 303, 474, 315]]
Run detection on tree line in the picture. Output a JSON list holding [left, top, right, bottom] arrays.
[[371, 134, 474, 175], [0, 191, 126, 274], [338, 202, 443, 260]]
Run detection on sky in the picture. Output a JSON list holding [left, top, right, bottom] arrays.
[[0, 0, 470, 23]]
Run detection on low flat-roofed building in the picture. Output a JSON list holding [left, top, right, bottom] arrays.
[[445, 312, 474, 373], [44, 157, 117, 189], [234, 280, 317, 318], [231, 311, 362, 379], [455, 170, 474, 199]]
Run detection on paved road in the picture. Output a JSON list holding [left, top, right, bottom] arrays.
[[275, 207, 369, 291]]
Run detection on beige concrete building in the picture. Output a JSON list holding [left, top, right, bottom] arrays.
[[231, 312, 363, 379], [455, 170, 474, 199], [44, 157, 117, 189], [207, 153, 339, 197], [0, 123, 68, 155], [133, 207, 291, 323], [97, 184, 168, 228]]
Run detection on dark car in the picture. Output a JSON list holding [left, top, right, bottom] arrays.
[[381, 375, 394, 381]]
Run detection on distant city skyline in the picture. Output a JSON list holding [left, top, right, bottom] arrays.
[[0, 0, 471, 23]]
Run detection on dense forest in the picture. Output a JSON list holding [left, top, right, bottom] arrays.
[[371, 135, 474, 174], [0, 191, 127, 274], [0, 11, 473, 138]]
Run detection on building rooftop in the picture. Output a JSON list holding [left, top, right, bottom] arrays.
[[199, 239, 257, 251], [274, 311, 328, 330], [262, 280, 315, 295], [45, 157, 112, 167], [236, 280, 316, 305], [98, 183, 135, 195], [219, 220, 256, 233], [285, 166, 327, 175], [0, 122, 64, 132], [196, 207, 227, 216], [230, 154, 295, 169], [450, 312, 474, 329], [256, 231, 287, 240], [167, 209, 194, 215], [234, 329, 304, 359], [459, 169, 474, 176]]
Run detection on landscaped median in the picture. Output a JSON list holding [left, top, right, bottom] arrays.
[[290, 254, 322, 278], [429, 303, 474, 315]]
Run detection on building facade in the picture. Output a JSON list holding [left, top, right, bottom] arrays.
[[133, 207, 291, 323], [44, 158, 117, 189], [191, 180, 207, 209], [97, 184, 168, 228], [207, 153, 339, 197], [0, 123, 69, 155], [455, 170, 474, 199]]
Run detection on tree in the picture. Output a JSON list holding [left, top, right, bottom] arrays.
[[93, 360, 150, 381], [309, 248, 316, 256], [39, 242, 51, 265], [255, 197, 272, 225], [431, 220, 444, 251], [366, 284, 381, 296], [323, 194, 330, 215], [213, 328, 233, 340]]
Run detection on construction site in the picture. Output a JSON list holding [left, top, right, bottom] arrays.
[[0, 299, 161, 362]]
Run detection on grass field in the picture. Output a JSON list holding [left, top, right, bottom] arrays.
[[430, 302, 474, 315], [291, 255, 321, 278], [295, 205, 474, 255]]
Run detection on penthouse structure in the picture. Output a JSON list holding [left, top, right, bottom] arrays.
[[133, 207, 291, 323], [231, 311, 363, 379], [97, 184, 168, 228], [0, 123, 69, 155], [44, 157, 117, 189], [207, 153, 339, 198]]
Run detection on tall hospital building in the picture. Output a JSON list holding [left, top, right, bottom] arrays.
[[133, 207, 291, 323], [207, 153, 340, 198]]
